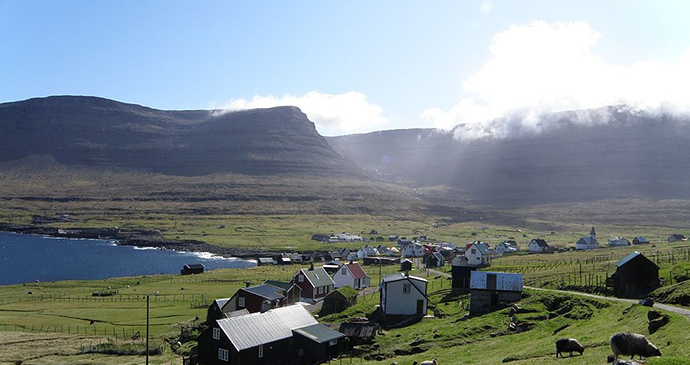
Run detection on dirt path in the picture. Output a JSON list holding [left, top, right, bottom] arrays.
[[424, 267, 690, 318]]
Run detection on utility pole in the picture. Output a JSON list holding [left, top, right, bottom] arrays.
[[146, 291, 159, 365]]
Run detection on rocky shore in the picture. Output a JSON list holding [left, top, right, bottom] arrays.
[[0, 223, 290, 259]]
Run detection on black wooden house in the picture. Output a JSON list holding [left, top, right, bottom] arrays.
[[181, 264, 205, 275], [610, 252, 660, 298]]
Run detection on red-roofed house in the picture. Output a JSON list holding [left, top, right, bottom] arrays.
[[332, 261, 370, 290]]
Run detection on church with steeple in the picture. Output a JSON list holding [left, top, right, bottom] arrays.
[[576, 226, 600, 250]]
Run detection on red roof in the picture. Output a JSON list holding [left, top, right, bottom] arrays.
[[347, 262, 368, 279]]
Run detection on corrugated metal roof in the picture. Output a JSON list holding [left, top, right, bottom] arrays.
[[301, 267, 335, 288], [292, 323, 345, 344], [217, 305, 317, 351], [382, 273, 427, 283], [616, 251, 642, 267], [243, 284, 286, 301], [226, 309, 250, 318], [470, 271, 523, 291]]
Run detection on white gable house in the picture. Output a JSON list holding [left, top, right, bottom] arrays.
[[332, 262, 370, 290], [401, 243, 424, 258], [464, 242, 492, 267], [380, 273, 428, 317]]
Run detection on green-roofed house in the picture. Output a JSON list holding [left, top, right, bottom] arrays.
[[293, 265, 336, 303], [292, 323, 346, 364]]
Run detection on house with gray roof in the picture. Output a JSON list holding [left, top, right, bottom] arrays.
[[464, 241, 492, 267], [293, 266, 336, 303], [197, 305, 344, 365], [225, 284, 289, 314], [380, 273, 428, 318]]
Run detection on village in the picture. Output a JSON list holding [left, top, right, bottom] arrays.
[[186, 227, 688, 364]]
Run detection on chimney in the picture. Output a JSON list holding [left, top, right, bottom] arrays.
[[244, 281, 251, 288], [404, 271, 409, 277], [309, 263, 314, 271]]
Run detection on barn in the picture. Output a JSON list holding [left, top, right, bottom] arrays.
[[469, 271, 523, 315], [610, 252, 660, 298]]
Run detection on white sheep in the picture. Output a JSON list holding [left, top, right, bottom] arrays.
[[413, 359, 438, 365]]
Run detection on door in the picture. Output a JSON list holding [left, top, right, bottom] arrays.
[[416, 299, 424, 315], [487, 274, 497, 290]]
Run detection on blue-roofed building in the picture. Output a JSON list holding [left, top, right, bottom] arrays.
[[610, 252, 660, 298]]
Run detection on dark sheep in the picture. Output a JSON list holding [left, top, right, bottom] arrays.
[[555, 338, 584, 358], [610, 332, 661, 360]]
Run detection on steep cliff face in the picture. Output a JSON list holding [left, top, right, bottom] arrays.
[[328, 107, 690, 204], [0, 96, 357, 176]]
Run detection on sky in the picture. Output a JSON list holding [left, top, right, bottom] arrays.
[[1, 1, 689, 136]]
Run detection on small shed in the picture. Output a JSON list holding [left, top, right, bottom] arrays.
[[611, 252, 659, 298], [424, 252, 445, 268], [277, 256, 292, 265], [400, 259, 413, 272], [451, 265, 476, 293], [292, 323, 346, 364], [181, 264, 205, 275], [320, 286, 358, 316], [257, 257, 276, 266], [668, 234, 687, 242], [469, 271, 523, 314]]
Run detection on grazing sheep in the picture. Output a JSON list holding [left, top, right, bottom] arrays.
[[555, 338, 585, 358], [413, 359, 438, 365], [610, 332, 661, 360]]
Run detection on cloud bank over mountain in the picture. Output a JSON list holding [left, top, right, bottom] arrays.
[[214, 91, 388, 136], [421, 21, 690, 140]]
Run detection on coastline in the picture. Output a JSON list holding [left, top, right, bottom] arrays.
[[0, 223, 293, 260]]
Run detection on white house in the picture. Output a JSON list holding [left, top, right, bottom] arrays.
[[356, 245, 379, 259], [608, 236, 631, 247], [380, 273, 428, 317], [464, 242, 492, 267], [328, 232, 364, 243], [494, 240, 519, 255], [576, 226, 600, 250], [332, 261, 370, 290], [401, 242, 424, 257], [528, 239, 554, 254]]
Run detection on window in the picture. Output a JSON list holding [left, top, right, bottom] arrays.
[[403, 283, 411, 294], [471, 249, 476, 254], [342, 268, 347, 275], [258, 345, 264, 358], [218, 348, 229, 362], [317, 287, 322, 294], [329, 339, 338, 346], [298, 275, 304, 283], [238, 296, 245, 308], [212, 327, 221, 340], [314, 274, 319, 280]]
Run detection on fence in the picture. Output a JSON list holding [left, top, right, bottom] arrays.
[[0, 293, 208, 306]]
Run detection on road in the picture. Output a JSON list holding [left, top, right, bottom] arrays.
[[423, 268, 690, 318]]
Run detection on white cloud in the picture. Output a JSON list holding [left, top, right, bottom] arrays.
[[421, 21, 690, 140], [480, 1, 493, 15], [213, 91, 387, 136]]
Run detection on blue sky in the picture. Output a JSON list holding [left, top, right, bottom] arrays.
[[1, 1, 689, 136]]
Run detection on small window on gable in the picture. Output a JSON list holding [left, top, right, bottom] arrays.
[[403, 283, 411, 294], [212, 327, 221, 340], [342, 268, 347, 275], [238, 296, 245, 308], [329, 339, 338, 346], [471, 249, 476, 254], [298, 275, 304, 282]]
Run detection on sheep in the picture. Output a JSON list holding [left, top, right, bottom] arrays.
[[610, 332, 661, 360], [412, 359, 438, 365], [555, 338, 584, 358]]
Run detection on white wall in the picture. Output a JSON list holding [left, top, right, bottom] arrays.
[[470, 271, 523, 291], [383, 278, 427, 315]]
